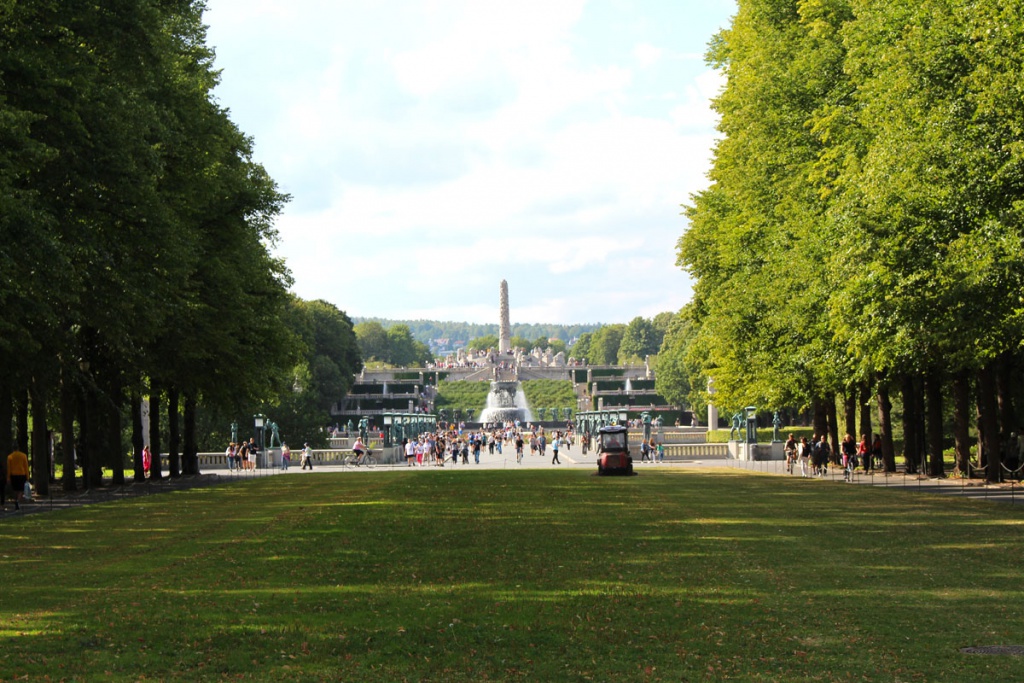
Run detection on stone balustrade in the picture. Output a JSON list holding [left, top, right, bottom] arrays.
[[196, 446, 406, 468]]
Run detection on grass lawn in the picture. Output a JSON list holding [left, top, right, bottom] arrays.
[[2, 470, 1023, 681]]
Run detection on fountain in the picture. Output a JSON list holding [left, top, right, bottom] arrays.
[[476, 281, 534, 424], [479, 380, 533, 425]]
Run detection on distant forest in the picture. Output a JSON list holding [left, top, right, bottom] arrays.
[[353, 318, 602, 347]]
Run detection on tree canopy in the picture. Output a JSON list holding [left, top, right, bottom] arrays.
[[355, 322, 432, 366], [0, 0, 361, 488], [618, 317, 662, 364], [674, 0, 1024, 479]]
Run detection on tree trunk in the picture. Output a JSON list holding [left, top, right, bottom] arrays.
[[925, 368, 944, 478], [183, 392, 198, 475], [825, 393, 840, 464], [60, 366, 77, 492], [16, 389, 29, 454], [30, 380, 49, 497], [107, 374, 125, 486], [79, 387, 94, 489], [149, 379, 163, 481], [812, 397, 828, 440], [996, 352, 1017, 442], [0, 380, 11, 459], [858, 380, 873, 444], [978, 363, 1002, 483], [131, 390, 145, 482], [843, 389, 857, 443], [168, 387, 180, 478], [900, 373, 920, 474], [952, 370, 972, 476], [0, 381, 9, 508], [877, 383, 896, 472]]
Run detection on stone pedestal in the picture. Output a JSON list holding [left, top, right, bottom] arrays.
[[728, 441, 784, 461]]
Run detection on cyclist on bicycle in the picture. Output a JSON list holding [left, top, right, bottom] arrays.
[[784, 434, 797, 475], [352, 437, 366, 466]]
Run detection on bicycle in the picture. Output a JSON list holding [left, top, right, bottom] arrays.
[[344, 449, 376, 468]]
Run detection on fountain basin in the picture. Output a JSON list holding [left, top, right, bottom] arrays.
[[478, 380, 533, 424]]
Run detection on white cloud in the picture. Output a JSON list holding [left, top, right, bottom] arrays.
[[634, 42, 663, 68], [671, 68, 726, 131], [205, 0, 730, 323]]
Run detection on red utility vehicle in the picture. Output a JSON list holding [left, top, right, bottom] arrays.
[[596, 425, 633, 476]]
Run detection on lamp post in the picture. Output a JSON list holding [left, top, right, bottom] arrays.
[[383, 413, 393, 447], [254, 414, 266, 470]]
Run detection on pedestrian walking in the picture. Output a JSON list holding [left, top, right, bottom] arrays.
[[798, 437, 811, 477], [7, 444, 29, 511]]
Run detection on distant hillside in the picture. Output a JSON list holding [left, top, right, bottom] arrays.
[[353, 318, 603, 354]]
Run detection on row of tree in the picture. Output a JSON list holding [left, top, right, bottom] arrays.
[[465, 335, 568, 356], [672, 0, 1024, 481], [0, 1, 362, 495], [354, 318, 602, 348], [353, 322, 433, 367], [570, 314, 675, 366]]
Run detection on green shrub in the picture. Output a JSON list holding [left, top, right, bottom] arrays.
[[521, 380, 575, 417], [435, 381, 491, 418]]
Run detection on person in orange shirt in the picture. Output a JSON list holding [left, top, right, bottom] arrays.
[[7, 445, 30, 511]]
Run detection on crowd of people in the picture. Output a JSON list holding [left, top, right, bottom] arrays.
[[783, 433, 885, 480], [224, 438, 261, 472], [393, 421, 671, 468], [397, 421, 586, 467], [219, 417, 679, 473]]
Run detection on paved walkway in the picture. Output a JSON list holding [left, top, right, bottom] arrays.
[[3, 449, 1020, 520]]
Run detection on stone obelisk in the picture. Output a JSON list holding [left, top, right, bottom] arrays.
[[498, 280, 511, 353]]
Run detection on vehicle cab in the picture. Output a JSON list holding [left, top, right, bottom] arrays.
[[596, 425, 633, 475]]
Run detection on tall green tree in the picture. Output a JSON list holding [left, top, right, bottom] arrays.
[[467, 335, 499, 352], [588, 325, 626, 365], [822, 0, 1024, 476], [679, 0, 854, 414], [386, 325, 431, 366], [509, 335, 532, 352], [269, 298, 361, 444], [618, 317, 661, 364], [568, 332, 593, 362], [655, 308, 701, 412], [355, 321, 390, 362], [0, 0, 295, 486]]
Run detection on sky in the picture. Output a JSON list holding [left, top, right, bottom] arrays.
[[203, 0, 736, 326]]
